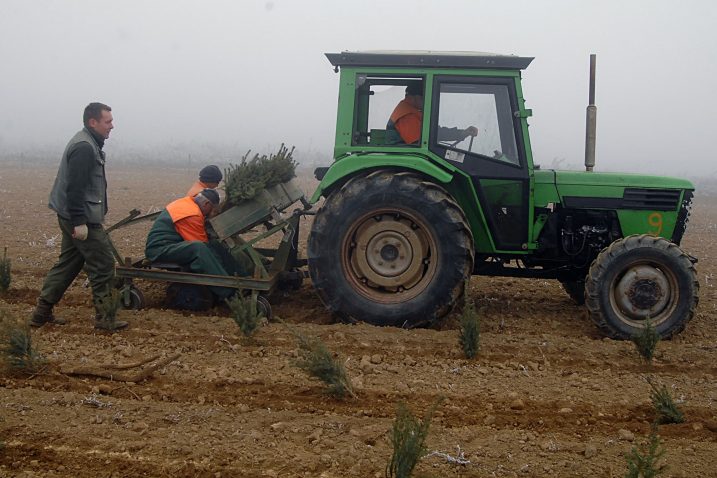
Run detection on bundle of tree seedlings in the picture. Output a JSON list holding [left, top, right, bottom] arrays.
[[223, 144, 297, 207]]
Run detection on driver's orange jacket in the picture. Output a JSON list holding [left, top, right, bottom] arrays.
[[166, 196, 208, 243], [388, 99, 422, 144]]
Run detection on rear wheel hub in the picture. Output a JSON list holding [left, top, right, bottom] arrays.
[[344, 211, 435, 302]]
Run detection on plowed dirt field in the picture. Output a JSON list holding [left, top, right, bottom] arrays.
[[1, 161, 716, 477]]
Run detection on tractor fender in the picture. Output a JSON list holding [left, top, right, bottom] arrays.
[[309, 153, 455, 203]]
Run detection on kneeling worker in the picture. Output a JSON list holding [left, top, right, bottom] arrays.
[[145, 189, 234, 301]]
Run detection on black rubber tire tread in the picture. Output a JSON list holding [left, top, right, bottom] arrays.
[[585, 234, 699, 339], [308, 170, 474, 328], [560, 279, 586, 305]]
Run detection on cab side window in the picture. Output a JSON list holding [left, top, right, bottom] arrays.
[[435, 83, 520, 165], [352, 76, 423, 147]]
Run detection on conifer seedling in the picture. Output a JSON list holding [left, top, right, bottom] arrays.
[[294, 331, 355, 399], [459, 300, 480, 359], [1, 311, 45, 373], [0, 247, 11, 292], [386, 399, 443, 478], [223, 144, 297, 206], [632, 318, 660, 363], [227, 292, 263, 338], [624, 425, 666, 478], [647, 377, 685, 425]]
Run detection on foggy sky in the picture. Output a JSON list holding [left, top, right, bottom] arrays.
[[1, 0, 716, 176]]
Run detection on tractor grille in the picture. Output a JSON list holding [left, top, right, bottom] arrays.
[[622, 188, 681, 211]]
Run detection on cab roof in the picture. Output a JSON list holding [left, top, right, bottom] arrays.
[[325, 50, 534, 70]]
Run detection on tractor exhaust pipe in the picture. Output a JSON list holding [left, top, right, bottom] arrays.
[[584, 54, 597, 172]]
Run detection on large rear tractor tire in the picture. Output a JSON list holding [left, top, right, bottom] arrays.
[[308, 170, 474, 328], [585, 234, 699, 339]]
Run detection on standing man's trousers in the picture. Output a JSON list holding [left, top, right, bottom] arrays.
[[39, 216, 115, 308]]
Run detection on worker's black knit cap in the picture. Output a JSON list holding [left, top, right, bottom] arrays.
[[198, 188, 220, 205], [199, 165, 223, 183]]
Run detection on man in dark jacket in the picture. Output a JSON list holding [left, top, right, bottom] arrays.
[[30, 102, 128, 332]]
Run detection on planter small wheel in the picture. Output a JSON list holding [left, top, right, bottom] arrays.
[[257, 295, 273, 321], [560, 279, 586, 305], [308, 170, 474, 328], [120, 285, 145, 310], [585, 234, 699, 339]]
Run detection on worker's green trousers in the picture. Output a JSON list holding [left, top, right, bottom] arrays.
[[146, 240, 235, 300], [39, 216, 115, 307]]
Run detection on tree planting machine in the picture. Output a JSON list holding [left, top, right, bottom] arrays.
[[109, 179, 310, 318]]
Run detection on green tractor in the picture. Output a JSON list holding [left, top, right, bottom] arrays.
[[307, 51, 699, 339]]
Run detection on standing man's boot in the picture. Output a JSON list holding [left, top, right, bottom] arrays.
[[30, 298, 67, 327], [93, 313, 128, 332]]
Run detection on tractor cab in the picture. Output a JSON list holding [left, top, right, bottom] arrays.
[[320, 50, 535, 252]]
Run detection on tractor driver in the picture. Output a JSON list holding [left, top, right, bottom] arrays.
[[386, 82, 479, 145], [144, 189, 235, 301]]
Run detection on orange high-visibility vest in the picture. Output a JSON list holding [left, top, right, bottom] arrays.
[[389, 99, 422, 144], [187, 180, 212, 197], [166, 196, 208, 242]]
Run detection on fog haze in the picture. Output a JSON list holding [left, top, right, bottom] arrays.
[[1, 0, 716, 177]]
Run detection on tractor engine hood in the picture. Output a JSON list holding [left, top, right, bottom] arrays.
[[534, 169, 694, 210]]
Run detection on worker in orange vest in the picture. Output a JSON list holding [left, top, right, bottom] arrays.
[[386, 82, 479, 145], [187, 165, 223, 197], [144, 189, 234, 300]]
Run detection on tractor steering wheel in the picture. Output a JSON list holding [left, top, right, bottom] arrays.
[[449, 135, 475, 151]]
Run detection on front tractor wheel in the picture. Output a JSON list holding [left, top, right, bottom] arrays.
[[308, 171, 474, 327], [585, 234, 699, 339]]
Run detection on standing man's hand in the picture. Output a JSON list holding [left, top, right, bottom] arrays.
[[72, 224, 88, 241]]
